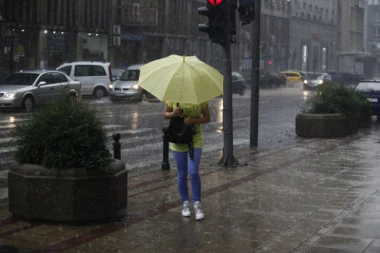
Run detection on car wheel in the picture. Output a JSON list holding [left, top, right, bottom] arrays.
[[22, 96, 34, 112], [138, 91, 148, 102], [239, 86, 246, 96], [94, 87, 107, 99]]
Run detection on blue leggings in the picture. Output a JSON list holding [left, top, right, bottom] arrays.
[[172, 148, 202, 203]]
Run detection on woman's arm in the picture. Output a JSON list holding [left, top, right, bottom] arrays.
[[184, 103, 210, 125], [163, 103, 181, 119]]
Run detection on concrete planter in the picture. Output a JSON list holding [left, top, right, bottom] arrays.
[[8, 159, 127, 223], [344, 113, 360, 134], [358, 111, 372, 128], [295, 113, 346, 138]]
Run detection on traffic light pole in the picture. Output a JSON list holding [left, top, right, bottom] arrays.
[[218, 0, 239, 167], [250, 0, 260, 148]]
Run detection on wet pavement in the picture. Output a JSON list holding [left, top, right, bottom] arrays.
[[1, 122, 380, 252]]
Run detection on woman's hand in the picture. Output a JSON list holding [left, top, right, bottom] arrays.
[[172, 106, 181, 117], [164, 104, 181, 119], [184, 117, 192, 125]]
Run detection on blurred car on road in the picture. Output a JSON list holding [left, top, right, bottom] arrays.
[[232, 72, 246, 96], [0, 70, 81, 112], [57, 61, 112, 99], [355, 80, 380, 116], [280, 70, 306, 86], [303, 72, 331, 90], [260, 72, 286, 88], [108, 64, 148, 102]]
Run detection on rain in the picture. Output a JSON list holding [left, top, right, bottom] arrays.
[[1, 0, 380, 252]]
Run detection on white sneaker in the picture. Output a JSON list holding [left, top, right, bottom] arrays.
[[193, 201, 205, 220], [182, 201, 191, 217]]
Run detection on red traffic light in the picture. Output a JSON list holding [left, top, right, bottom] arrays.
[[208, 0, 223, 6]]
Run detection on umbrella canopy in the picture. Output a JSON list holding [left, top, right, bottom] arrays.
[[138, 55, 223, 104]]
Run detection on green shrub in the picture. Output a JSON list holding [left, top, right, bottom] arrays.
[[302, 84, 370, 115], [12, 95, 113, 170]]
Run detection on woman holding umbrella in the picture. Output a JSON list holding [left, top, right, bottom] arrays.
[[138, 55, 223, 220], [164, 102, 210, 220]]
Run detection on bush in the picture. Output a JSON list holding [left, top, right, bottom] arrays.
[[302, 84, 370, 115], [12, 95, 113, 170]]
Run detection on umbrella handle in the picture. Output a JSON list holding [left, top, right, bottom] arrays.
[[176, 103, 183, 117]]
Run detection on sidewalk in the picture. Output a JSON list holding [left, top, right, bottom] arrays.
[[1, 124, 380, 252]]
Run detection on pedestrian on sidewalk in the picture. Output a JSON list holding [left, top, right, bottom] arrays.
[[163, 101, 210, 220]]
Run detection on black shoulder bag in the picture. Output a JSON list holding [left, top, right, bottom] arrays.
[[163, 103, 196, 159]]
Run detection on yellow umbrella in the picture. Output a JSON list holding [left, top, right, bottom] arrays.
[[138, 55, 223, 104]]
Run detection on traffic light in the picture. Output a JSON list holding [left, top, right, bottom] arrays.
[[238, 0, 255, 25], [198, 0, 227, 44], [198, 0, 237, 45]]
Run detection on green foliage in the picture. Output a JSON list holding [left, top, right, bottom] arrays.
[[12, 95, 113, 170], [302, 84, 371, 115]]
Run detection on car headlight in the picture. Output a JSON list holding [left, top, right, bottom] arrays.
[[3, 91, 17, 98], [318, 80, 323, 85], [108, 84, 114, 90], [304, 80, 308, 84], [132, 84, 139, 90]]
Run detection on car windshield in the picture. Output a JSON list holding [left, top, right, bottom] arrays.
[[120, 70, 140, 81], [356, 82, 380, 92], [0, 73, 39, 86], [307, 73, 323, 79]]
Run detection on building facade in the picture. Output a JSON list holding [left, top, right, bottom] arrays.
[[0, 0, 373, 79], [366, 0, 380, 77], [0, 0, 110, 76], [285, 0, 338, 73]]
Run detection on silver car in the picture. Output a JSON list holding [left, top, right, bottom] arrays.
[[0, 70, 81, 112], [108, 64, 147, 102], [303, 72, 331, 90]]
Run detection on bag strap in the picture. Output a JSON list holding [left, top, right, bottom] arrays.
[[189, 141, 194, 160]]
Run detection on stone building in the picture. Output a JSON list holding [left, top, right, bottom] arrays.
[[285, 0, 338, 73], [0, 0, 373, 78], [0, 0, 110, 76], [337, 0, 372, 76]]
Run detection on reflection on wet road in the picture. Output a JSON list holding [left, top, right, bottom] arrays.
[[0, 86, 308, 176]]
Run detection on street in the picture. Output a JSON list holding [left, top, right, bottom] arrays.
[[0, 85, 309, 200]]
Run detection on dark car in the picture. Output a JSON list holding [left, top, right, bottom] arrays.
[[260, 72, 286, 88], [326, 71, 344, 84], [355, 80, 380, 117], [232, 72, 246, 96]]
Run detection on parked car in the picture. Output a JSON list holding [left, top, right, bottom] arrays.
[[0, 70, 81, 112], [355, 80, 380, 116], [280, 70, 306, 86], [108, 64, 148, 102], [57, 61, 112, 99], [260, 71, 286, 88], [303, 72, 331, 90], [232, 72, 246, 96]]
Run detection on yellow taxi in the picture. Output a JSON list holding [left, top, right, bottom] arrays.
[[280, 70, 306, 86]]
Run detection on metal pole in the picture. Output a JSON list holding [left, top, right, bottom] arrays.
[[218, 0, 239, 167], [162, 133, 170, 170], [112, 133, 121, 160], [250, 0, 261, 147]]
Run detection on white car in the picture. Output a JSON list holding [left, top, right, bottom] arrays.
[[57, 61, 112, 98], [108, 64, 148, 102], [0, 70, 81, 112]]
